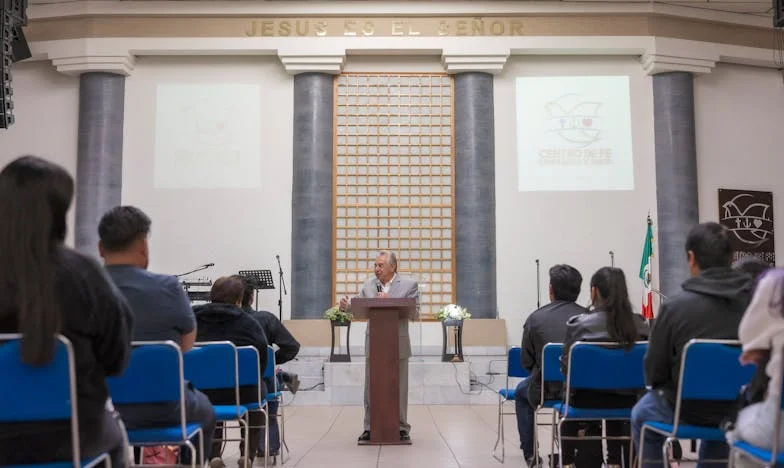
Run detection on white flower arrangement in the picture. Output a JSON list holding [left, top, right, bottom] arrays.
[[436, 303, 471, 321]]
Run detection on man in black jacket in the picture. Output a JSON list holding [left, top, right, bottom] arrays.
[[631, 222, 753, 468], [194, 276, 269, 468], [515, 264, 586, 466], [236, 277, 301, 458]]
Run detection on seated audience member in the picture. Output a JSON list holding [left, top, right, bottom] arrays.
[[99, 206, 216, 464], [733, 256, 772, 289], [0, 156, 132, 466], [515, 264, 587, 466], [236, 276, 301, 458], [726, 269, 784, 466], [731, 256, 773, 405], [632, 222, 753, 468], [194, 276, 269, 468], [559, 267, 650, 468]]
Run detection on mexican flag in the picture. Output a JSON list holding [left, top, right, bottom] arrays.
[[639, 217, 654, 319]]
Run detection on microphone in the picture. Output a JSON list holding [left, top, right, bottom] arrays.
[[203, 263, 215, 268], [376, 281, 383, 293], [276, 255, 280, 261]]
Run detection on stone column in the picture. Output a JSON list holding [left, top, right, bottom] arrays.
[[282, 54, 344, 319], [74, 72, 126, 257], [445, 53, 507, 319], [652, 71, 699, 296]]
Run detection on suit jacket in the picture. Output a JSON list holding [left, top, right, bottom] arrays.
[[353, 275, 419, 359]]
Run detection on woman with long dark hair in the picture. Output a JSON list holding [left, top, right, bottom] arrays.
[[0, 156, 133, 466], [559, 267, 649, 468]]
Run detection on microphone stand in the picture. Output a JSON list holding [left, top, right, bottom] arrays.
[[175, 264, 213, 278], [535, 259, 541, 308], [276, 255, 287, 321]]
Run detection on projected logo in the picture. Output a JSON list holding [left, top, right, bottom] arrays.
[[544, 94, 603, 148], [721, 193, 774, 248]]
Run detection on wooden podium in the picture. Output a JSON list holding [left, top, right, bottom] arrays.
[[352, 297, 417, 445]]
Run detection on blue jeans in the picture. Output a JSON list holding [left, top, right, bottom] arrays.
[[631, 390, 729, 468], [514, 377, 535, 459]]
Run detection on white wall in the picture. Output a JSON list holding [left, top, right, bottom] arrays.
[[0, 61, 80, 246], [695, 63, 784, 263], [122, 56, 294, 317], [494, 56, 658, 348]]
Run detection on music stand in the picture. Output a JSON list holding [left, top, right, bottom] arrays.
[[237, 270, 275, 311]]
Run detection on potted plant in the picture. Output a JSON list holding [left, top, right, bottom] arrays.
[[323, 304, 353, 325], [436, 303, 471, 325], [325, 304, 353, 362], [437, 304, 470, 362]]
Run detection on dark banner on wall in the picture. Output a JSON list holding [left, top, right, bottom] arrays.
[[719, 189, 775, 266]]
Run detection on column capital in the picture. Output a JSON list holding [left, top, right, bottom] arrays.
[[641, 53, 717, 75], [441, 51, 509, 75], [641, 39, 718, 75], [278, 52, 345, 75], [52, 54, 135, 76]]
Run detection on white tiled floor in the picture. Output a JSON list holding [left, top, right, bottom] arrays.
[[217, 404, 699, 468], [217, 404, 531, 468]]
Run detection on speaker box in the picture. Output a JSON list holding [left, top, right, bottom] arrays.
[[10, 25, 29, 62]]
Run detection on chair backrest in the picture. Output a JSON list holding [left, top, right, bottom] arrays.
[[0, 333, 82, 466], [237, 346, 263, 406], [107, 341, 183, 405], [507, 347, 528, 379], [566, 341, 647, 391], [541, 343, 565, 383], [677, 340, 754, 402], [238, 346, 261, 387], [263, 346, 276, 380], [184, 341, 239, 391], [540, 343, 565, 403]]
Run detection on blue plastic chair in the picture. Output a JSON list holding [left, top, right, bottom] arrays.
[[492, 347, 529, 462], [554, 341, 647, 467], [528, 343, 565, 467], [237, 346, 271, 468], [262, 346, 290, 464], [106, 340, 202, 468], [184, 341, 249, 468], [729, 344, 784, 467], [0, 333, 112, 468], [640, 339, 756, 468]]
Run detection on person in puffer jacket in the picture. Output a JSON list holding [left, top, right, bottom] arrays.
[[194, 276, 269, 468]]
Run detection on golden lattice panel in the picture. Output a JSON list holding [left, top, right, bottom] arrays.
[[333, 73, 456, 317]]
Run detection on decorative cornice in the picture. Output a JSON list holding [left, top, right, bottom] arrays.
[[278, 52, 345, 74], [51, 53, 134, 76], [441, 52, 509, 74], [27, 1, 771, 29]]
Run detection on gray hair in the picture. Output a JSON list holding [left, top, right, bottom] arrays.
[[378, 250, 398, 272]]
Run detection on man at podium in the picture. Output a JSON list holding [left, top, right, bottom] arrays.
[[339, 250, 419, 442]]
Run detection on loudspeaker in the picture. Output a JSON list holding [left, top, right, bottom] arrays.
[[776, 0, 784, 27], [10, 25, 28, 62]]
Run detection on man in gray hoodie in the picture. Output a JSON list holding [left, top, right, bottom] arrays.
[[631, 222, 753, 468]]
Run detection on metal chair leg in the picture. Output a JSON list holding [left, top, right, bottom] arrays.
[[532, 408, 540, 467], [279, 399, 289, 464], [557, 417, 565, 468], [662, 437, 672, 468], [551, 410, 558, 468], [492, 395, 505, 462]]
